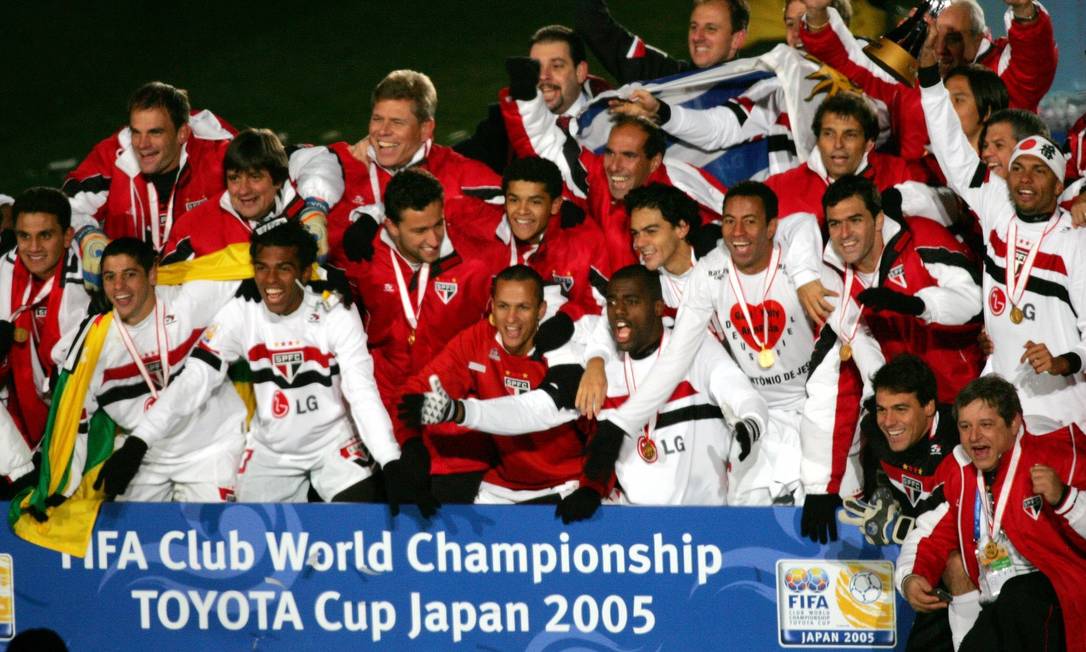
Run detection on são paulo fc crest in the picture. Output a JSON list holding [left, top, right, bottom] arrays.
[[504, 376, 531, 395], [272, 350, 304, 383], [552, 272, 574, 293], [434, 279, 459, 304], [887, 264, 907, 289], [901, 474, 923, 507], [1022, 495, 1043, 520]]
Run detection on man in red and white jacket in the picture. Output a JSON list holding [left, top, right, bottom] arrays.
[[64, 82, 343, 264], [398, 265, 603, 504], [896, 375, 1086, 651], [325, 69, 502, 259], [342, 168, 506, 503], [800, 0, 1057, 163]]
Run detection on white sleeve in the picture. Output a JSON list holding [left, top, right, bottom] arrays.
[[775, 212, 823, 289], [896, 182, 959, 228], [608, 260, 717, 435], [332, 307, 399, 466], [130, 302, 242, 446], [513, 92, 588, 200], [663, 79, 785, 152], [914, 252, 983, 326], [920, 81, 1005, 225], [582, 311, 618, 363], [689, 331, 768, 433], [0, 407, 33, 480], [460, 390, 578, 435], [176, 280, 243, 327], [289, 145, 345, 205], [1069, 235, 1086, 362], [894, 501, 950, 595]]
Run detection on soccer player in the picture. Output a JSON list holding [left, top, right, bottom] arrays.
[[0, 188, 90, 445], [343, 168, 506, 504], [126, 219, 429, 511], [398, 265, 600, 504], [60, 238, 245, 502], [896, 375, 1086, 651], [921, 50, 1086, 427]]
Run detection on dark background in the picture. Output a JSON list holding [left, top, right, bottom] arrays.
[[0, 0, 1079, 194]]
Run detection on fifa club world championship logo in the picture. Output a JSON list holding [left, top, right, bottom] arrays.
[[776, 560, 896, 648]]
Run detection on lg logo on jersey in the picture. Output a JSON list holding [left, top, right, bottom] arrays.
[[271, 391, 320, 419], [987, 288, 1035, 321]]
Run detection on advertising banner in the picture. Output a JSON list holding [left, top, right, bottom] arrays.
[[0, 503, 912, 650]]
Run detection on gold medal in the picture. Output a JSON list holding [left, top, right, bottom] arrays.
[[1009, 306, 1024, 324], [637, 434, 658, 464], [839, 343, 853, 362], [758, 348, 775, 369], [407, 330, 416, 346], [12, 327, 28, 344]]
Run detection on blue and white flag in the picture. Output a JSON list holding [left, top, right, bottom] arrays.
[[577, 44, 881, 188]]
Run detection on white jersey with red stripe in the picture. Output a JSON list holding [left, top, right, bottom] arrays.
[[132, 285, 400, 466], [70, 282, 245, 464], [921, 82, 1086, 425], [461, 326, 767, 505]]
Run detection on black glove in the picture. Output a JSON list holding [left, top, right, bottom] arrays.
[[343, 213, 380, 262], [93, 436, 149, 497], [801, 493, 843, 544], [733, 417, 761, 462], [857, 287, 925, 316], [505, 56, 541, 101], [692, 221, 720, 259], [381, 458, 413, 517], [880, 187, 904, 221], [555, 487, 602, 524], [397, 437, 441, 518], [583, 420, 626, 483], [533, 312, 575, 359], [0, 320, 13, 358], [559, 201, 586, 228]]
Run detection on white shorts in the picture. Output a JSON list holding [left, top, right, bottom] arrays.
[[119, 434, 244, 503], [474, 479, 580, 504], [236, 435, 374, 502]]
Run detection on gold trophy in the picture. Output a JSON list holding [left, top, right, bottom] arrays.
[[862, 1, 947, 86]]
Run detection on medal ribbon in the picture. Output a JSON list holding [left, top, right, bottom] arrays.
[[726, 244, 781, 354], [659, 248, 697, 305], [15, 275, 57, 396], [622, 340, 664, 440], [973, 430, 1024, 543], [114, 303, 171, 400], [1005, 218, 1059, 308], [366, 139, 432, 216], [836, 266, 866, 347], [145, 169, 181, 251], [389, 248, 429, 331]]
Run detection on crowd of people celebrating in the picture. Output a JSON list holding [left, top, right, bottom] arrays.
[[1, 0, 1084, 649]]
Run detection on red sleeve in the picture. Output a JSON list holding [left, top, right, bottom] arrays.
[[499, 87, 540, 159], [1000, 10, 1057, 112], [62, 133, 121, 223], [909, 457, 966, 585]]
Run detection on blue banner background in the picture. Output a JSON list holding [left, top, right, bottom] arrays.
[[0, 503, 914, 650]]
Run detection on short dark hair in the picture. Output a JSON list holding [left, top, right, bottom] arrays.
[[13, 187, 71, 231], [812, 92, 879, 142], [101, 237, 157, 275], [530, 24, 587, 65], [694, 0, 751, 33], [983, 108, 1050, 144], [491, 264, 545, 304], [872, 354, 937, 407], [384, 168, 444, 224], [502, 156, 563, 200], [223, 128, 289, 187], [372, 70, 437, 123], [249, 216, 317, 272], [724, 181, 778, 223], [953, 374, 1022, 428], [823, 174, 881, 218], [127, 81, 190, 130], [944, 64, 1008, 123], [608, 264, 662, 303], [625, 183, 701, 242], [610, 114, 667, 160]]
